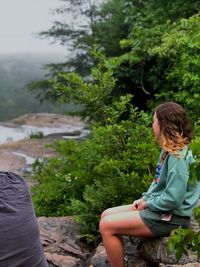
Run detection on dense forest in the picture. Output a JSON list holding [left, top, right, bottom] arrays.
[[0, 53, 80, 121], [30, 0, 200, 256]]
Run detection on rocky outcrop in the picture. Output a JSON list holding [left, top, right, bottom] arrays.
[[38, 216, 200, 267], [38, 217, 92, 267], [38, 216, 140, 267], [136, 209, 200, 267], [0, 113, 88, 176], [6, 113, 86, 128]]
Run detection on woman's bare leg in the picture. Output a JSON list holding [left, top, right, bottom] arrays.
[[101, 204, 133, 219], [99, 210, 153, 267]]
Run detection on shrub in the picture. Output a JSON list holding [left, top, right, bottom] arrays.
[[31, 109, 159, 242]]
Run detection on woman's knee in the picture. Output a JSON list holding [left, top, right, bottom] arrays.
[[99, 216, 113, 236], [100, 207, 112, 220]]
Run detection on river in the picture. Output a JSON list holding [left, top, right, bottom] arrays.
[[0, 113, 89, 174], [0, 123, 89, 144]]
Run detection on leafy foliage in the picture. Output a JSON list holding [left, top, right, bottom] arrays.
[[38, 0, 127, 76], [32, 99, 159, 241], [168, 227, 199, 261], [150, 13, 200, 119], [48, 49, 117, 122], [30, 0, 200, 112], [114, 0, 200, 109]]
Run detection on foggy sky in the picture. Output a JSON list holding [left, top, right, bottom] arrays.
[[0, 0, 66, 54]]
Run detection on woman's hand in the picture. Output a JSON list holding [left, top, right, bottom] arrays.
[[132, 198, 147, 210]]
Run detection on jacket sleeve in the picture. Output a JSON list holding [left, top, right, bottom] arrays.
[[145, 168, 189, 212]]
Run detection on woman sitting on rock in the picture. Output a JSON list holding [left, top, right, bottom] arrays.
[[99, 102, 200, 267]]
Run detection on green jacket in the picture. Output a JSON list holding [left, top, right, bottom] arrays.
[[142, 148, 200, 217]]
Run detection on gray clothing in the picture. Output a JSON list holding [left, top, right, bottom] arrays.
[[0, 171, 48, 267], [140, 208, 190, 237]]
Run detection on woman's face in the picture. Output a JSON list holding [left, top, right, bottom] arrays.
[[153, 112, 160, 139]]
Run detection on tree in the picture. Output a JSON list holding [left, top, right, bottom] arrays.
[[29, 0, 129, 103], [149, 13, 200, 119], [115, 0, 200, 109], [39, 0, 128, 74], [29, 0, 200, 115]]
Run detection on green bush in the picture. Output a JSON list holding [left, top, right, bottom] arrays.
[[29, 131, 44, 139], [31, 109, 159, 242]]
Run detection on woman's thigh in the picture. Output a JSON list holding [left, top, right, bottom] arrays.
[[101, 204, 133, 219], [100, 210, 154, 237]]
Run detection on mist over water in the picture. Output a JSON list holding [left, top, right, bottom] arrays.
[[0, 53, 81, 122]]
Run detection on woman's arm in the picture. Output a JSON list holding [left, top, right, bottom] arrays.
[[145, 170, 189, 212]]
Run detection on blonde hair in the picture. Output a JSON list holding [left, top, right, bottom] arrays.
[[155, 102, 192, 157]]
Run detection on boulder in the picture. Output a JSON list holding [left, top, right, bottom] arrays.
[[87, 243, 110, 267], [129, 217, 200, 267], [38, 216, 92, 267], [38, 216, 200, 267]]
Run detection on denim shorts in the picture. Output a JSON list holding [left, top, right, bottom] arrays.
[[139, 208, 190, 237]]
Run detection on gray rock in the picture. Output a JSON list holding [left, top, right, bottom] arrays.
[[140, 236, 198, 265], [159, 263, 200, 267], [38, 216, 91, 267], [87, 243, 110, 267], [139, 217, 199, 265], [38, 216, 200, 267]]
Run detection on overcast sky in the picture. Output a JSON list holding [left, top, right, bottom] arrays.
[[0, 0, 66, 55]]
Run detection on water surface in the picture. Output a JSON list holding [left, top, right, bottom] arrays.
[[0, 124, 87, 144]]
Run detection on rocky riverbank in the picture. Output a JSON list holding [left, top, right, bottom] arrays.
[[0, 113, 87, 177]]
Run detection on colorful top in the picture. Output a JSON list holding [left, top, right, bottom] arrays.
[[147, 154, 163, 192], [142, 148, 200, 217]]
